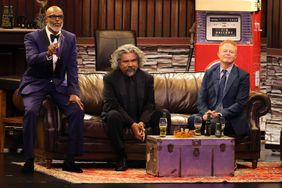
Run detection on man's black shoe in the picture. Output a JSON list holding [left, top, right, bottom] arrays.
[[115, 157, 128, 171], [21, 161, 34, 174], [62, 161, 83, 173]]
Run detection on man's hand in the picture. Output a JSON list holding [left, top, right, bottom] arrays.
[[210, 111, 220, 119], [203, 110, 212, 121], [47, 43, 60, 56], [203, 110, 221, 120], [131, 122, 145, 142], [138, 122, 146, 141], [68, 94, 84, 110]]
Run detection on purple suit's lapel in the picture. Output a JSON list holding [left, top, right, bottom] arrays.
[[56, 33, 65, 58], [39, 29, 50, 51]]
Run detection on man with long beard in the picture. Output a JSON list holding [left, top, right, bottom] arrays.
[[102, 44, 171, 171], [19, 6, 84, 173]]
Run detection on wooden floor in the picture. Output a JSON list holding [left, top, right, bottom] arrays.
[[0, 144, 280, 188]]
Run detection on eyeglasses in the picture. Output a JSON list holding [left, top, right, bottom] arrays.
[[47, 15, 64, 20]]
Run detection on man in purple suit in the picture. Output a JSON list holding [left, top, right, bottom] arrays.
[[19, 6, 84, 173]]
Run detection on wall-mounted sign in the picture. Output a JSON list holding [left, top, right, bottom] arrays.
[[206, 14, 241, 41]]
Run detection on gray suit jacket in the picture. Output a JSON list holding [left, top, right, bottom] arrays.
[[197, 63, 250, 136]]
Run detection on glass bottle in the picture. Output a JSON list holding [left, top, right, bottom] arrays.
[[1, 5, 14, 28], [9, 6, 14, 28], [159, 112, 168, 137], [215, 114, 222, 137], [205, 113, 211, 136]]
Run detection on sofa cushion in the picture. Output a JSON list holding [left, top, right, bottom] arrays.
[[152, 72, 204, 114], [79, 72, 106, 115]]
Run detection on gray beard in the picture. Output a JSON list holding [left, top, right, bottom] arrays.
[[125, 68, 137, 77], [47, 23, 63, 33]]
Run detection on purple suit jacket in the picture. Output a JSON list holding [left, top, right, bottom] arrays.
[[19, 28, 80, 96]]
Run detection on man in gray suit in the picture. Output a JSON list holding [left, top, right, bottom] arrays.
[[190, 40, 250, 137]]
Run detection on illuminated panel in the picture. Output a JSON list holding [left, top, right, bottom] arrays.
[[206, 15, 241, 41], [196, 12, 252, 44]]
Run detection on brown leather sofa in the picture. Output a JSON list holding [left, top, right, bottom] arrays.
[[12, 71, 271, 168]]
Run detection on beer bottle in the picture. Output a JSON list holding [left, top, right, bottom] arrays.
[[159, 112, 168, 137], [205, 113, 211, 136], [215, 114, 222, 137]]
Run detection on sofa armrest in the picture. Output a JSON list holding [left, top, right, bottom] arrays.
[[246, 91, 271, 129], [244, 91, 271, 151]]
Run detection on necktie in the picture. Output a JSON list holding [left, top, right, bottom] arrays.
[[218, 69, 227, 104], [50, 34, 59, 42]]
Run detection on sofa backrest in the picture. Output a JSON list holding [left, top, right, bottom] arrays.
[[78, 71, 204, 115], [79, 72, 106, 115], [151, 72, 204, 114]]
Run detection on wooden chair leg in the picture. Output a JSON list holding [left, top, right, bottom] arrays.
[[0, 125, 4, 153], [45, 159, 52, 169], [0, 90, 6, 153], [252, 160, 258, 169], [277, 128, 282, 167]]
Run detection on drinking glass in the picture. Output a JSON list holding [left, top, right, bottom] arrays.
[[159, 117, 168, 137], [220, 116, 226, 136], [194, 115, 202, 136]]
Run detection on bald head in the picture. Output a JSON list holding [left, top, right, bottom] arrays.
[[45, 6, 64, 34], [46, 6, 63, 17]]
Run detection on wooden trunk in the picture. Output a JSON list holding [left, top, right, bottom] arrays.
[[146, 135, 235, 177]]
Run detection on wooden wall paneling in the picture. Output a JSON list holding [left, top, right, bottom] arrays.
[[11, 0, 18, 19], [187, 0, 195, 35], [272, 0, 280, 48], [123, 0, 131, 30], [74, 0, 83, 36], [146, 0, 155, 37], [89, 0, 96, 36], [155, 0, 162, 37], [64, 0, 73, 34], [115, 0, 123, 29], [107, 0, 115, 30], [178, 0, 187, 37], [267, 0, 273, 47], [162, 0, 171, 37], [25, 0, 34, 22], [2, 0, 8, 5], [91, 0, 99, 35], [82, 0, 91, 36], [0, 0, 1, 17], [131, 0, 138, 35], [171, 0, 179, 37], [261, 0, 267, 38], [99, 0, 107, 29], [51, 0, 64, 10], [279, 1, 282, 48], [139, 0, 146, 37]]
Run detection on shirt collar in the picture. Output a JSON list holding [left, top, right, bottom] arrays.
[[220, 64, 233, 75], [45, 26, 62, 43]]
